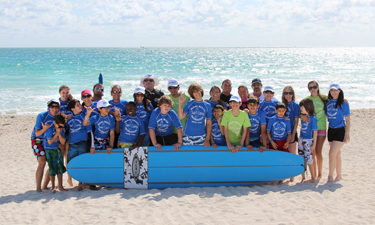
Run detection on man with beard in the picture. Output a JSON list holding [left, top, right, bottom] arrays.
[[140, 74, 164, 109]]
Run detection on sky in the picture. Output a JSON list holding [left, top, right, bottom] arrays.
[[1, 0, 375, 47]]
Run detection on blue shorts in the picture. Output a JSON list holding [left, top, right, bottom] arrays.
[[67, 141, 88, 163], [183, 134, 206, 146]]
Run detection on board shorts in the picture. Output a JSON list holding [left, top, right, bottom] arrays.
[[118, 142, 132, 148], [269, 139, 289, 152], [317, 129, 326, 136], [31, 137, 45, 159], [183, 134, 206, 146], [67, 141, 88, 163], [298, 138, 313, 164], [94, 137, 110, 151], [154, 133, 178, 146], [328, 126, 346, 142], [45, 148, 66, 176], [249, 138, 261, 148], [289, 133, 298, 144]]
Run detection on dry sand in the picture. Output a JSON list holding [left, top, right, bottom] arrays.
[[0, 109, 374, 224]]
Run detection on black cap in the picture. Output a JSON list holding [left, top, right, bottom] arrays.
[[252, 78, 262, 85]]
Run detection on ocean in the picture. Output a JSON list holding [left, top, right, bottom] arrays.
[[1, 47, 374, 115]]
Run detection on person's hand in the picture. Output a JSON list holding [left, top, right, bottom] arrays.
[[243, 108, 249, 114], [106, 147, 113, 154], [66, 114, 73, 120], [131, 144, 137, 150], [284, 142, 289, 149], [41, 122, 52, 131], [228, 144, 235, 153], [84, 106, 94, 114], [173, 142, 182, 151], [90, 147, 95, 155], [271, 141, 278, 149], [258, 146, 265, 153], [235, 145, 242, 153], [285, 116, 290, 121], [212, 143, 217, 149], [345, 134, 350, 144], [115, 115, 124, 122], [204, 139, 210, 148], [154, 143, 162, 150], [247, 145, 253, 152], [179, 93, 186, 104], [310, 145, 316, 153], [114, 106, 121, 117]]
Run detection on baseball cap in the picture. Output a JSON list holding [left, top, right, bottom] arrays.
[[134, 87, 145, 94], [140, 74, 160, 87], [47, 99, 60, 107], [263, 85, 274, 93], [329, 83, 341, 90], [229, 95, 241, 103], [97, 100, 111, 108], [167, 78, 179, 87], [81, 89, 92, 97], [252, 78, 262, 85]]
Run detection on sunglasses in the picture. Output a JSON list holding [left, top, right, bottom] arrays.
[[50, 105, 60, 109], [99, 106, 110, 109], [284, 91, 293, 95], [168, 86, 178, 90], [308, 85, 318, 90], [82, 95, 92, 99], [58, 125, 65, 128], [112, 91, 121, 94], [144, 79, 154, 82], [135, 93, 145, 97], [95, 87, 104, 91], [264, 91, 274, 94]]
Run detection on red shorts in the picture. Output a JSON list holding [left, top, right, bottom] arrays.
[[269, 139, 289, 152]]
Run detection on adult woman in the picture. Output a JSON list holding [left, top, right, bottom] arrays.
[[306, 81, 327, 179], [134, 87, 153, 146], [326, 83, 350, 182]]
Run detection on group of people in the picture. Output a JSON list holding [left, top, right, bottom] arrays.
[[31, 74, 350, 192]]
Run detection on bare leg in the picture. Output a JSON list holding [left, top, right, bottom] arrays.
[[42, 170, 50, 189], [50, 175, 56, 193], [315, 135, 325, 178], [328, 141, 345, 182], [65, 143, 73, 187], [57, 174, 68, 191], [335, 150, 342, 181], [36, 156, 46, 192], [308, 164, 316, 183], [288, 142, 297, 182]]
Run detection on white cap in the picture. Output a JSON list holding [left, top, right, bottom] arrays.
[[329, 83, 341, 90], [140, 74, 160, 87], [167, 78, 179, 87], [229, 95, 241, 103], [263, 85, 274, 93], [97, 100, 111, 108], [134, 87, 145, 94]]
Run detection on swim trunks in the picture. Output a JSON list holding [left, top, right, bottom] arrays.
[[31, 137, 45, 160], [45, 148, 66, 176]]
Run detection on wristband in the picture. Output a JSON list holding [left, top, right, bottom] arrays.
[[269, 139, 273, 143]]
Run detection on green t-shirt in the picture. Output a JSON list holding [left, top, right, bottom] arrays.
[[169, 93, 189, 133], [221, 110, 251, 146], [306, 95, 327, 130]]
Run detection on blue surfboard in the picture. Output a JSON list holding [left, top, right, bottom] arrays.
[[67, 146, 305, 189]]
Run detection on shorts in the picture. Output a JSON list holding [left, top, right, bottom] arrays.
[[31, 137, 45, 159], [298, 138, 313, 164], [118, 142, 132, 148], [67, 141, 88, 163], [154, 133, 178, 146], [328, 126, 346, 142], [183, 134, 206, 145], [269, 139, 289, 152], [317, 129, 326, 136], [289, 133, 298, 144], [94, 137, 110, 151], [45, 148, 66, 176], [249, 138, 261, 148]]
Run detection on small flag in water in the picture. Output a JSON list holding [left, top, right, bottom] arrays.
[[99, 73, 103, 84]]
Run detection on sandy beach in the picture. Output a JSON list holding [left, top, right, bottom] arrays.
[[1, 109, 374, 224]]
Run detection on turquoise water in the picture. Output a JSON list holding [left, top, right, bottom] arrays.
[[1, 47, 374, 114]]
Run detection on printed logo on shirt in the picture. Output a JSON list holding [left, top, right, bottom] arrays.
[[124, 119, 140, 134], [211, 123, 222, 138], [68, 118, 83, 133], [136, 106, 147, 119], [190, 105, 206, 122], [263, 105, 276, 118], [97, 120, 111, 134], [156, 118, 169, 132], [326, 102, 338, 117], [273, 121, 287, 137], [250, 117, 260, 133], [228, 121, 242, 136], [313, 101, 324, 117]]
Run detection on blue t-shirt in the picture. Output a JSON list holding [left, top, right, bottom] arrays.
[[43, 126, 65, 150], [66, 112, 91, 144], [286, 101, 300, 130], [136, 102, 154, 134], [248, 110, 267, 139], [58, 99, 73, 116], [183, 100, 212, 136], [259, 99, 280, 122], [267, 116, 291, 141], [211, 117, 226, 146], [148, 108, 182, 137], [325, 99, 350, 128], [300, 115, 318, 139], [118, 115, 145, 144], [208, 100, 219, 110], [31, 111, 55, 138], [88, 114, 116, 139], [82, 102, 99, 118], [109, 100, 128, 116]]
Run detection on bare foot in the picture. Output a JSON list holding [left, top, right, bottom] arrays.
[[317, 174, 322, 179], [327, 176, 334, 182], [67, 178, 73, 187], [36, 188, 43, 192], [277, 180, 284, 185], [52, 188, 57, 193], [58, 187, 69, 191], [335, 176, 342, 181], [42, 186, 50, 190], [300, 178, 305, 183], [310, 178, 316, 183], [289, 177, 294, 182]]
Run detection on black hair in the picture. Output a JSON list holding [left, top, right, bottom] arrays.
[[133, 93, 151, 112], [328, 89, 344, 109], [126, 101, 137, 108], [246, 96, 260, 105], [212, 104, 225, 112], [67, 99, 80, 112], [275, 102, 286, 110], [54, 112, 67, 125]]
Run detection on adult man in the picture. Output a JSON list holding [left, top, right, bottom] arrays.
[[92, 83, 104, 102], [220, 79, 232, 108], [250, 78, 277, 101], [140, 74, 164, 109]]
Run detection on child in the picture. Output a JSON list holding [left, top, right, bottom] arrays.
[[267, 102, 291, 152], [134, 87, 153, 146], [83, 100, 115, 154], [245, 96, 267, 152], [210, 105, 226, 148], [178, 83, 212, 147], [221, 96, 251, 153], [31, 99, 60, 192], [167, 79, 189, 133], [43, 112, 68, 192], [259, 85, 280, 123], [207, 86, 226, 110], [299, 98, 317, 183], [57, 85, 73, 119], [116, 102, 146, 149], [148, 95, 183, 151]]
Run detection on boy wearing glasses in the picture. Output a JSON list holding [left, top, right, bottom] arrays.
[[43, 112, 68, 192], [92, 83, 104, 102], [83, 100, 116, 154], [259, 85, 280, 124], [140, 74, 164, 109], [167, 78, 190, 133]]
